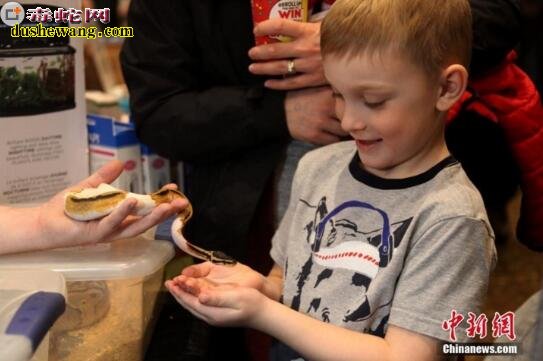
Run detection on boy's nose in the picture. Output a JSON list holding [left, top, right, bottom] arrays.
[[340, 106, 367, 133]]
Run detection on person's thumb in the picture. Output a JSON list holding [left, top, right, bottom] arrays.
[[77, 160, 124, 188]]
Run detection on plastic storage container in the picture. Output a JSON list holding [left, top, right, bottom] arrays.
[[0, 270, 66, 361], [0, 235, 174, 361]]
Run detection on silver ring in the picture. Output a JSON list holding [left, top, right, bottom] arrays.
[[286, 59, 296, 75]]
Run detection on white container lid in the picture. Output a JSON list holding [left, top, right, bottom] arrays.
[[0, 270, 66, 296], [0, 235, 174, 282]]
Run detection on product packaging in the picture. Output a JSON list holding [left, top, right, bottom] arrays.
[[250, 0, 309, 45], [0, 0, 88, 204], [87, 114, 143, 193], [140, 144, 170, 194]]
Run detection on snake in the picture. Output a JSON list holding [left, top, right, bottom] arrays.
[[64, 183, 237, 265]]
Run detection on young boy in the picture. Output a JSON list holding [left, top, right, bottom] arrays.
[[166, 0, 496, 360]]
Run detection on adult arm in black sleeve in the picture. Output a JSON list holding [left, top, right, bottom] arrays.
[[470, 0, 521, 76], [120, 0, 290, 164]]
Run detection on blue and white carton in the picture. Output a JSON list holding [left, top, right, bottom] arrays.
[[87, 115, 143, 193], [140, 144, 171, 194]]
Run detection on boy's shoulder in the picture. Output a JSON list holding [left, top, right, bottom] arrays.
[[420, 163, 490, 223]]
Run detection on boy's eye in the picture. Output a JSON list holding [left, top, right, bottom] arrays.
[[364, 100, 386, 108]]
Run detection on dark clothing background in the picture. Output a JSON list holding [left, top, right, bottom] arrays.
[[518, 0, 543, 93], [470, 0, 521, 76]]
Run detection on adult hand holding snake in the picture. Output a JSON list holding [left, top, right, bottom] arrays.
[[248, 19, 326, 90], [0, 160, 187, 255]]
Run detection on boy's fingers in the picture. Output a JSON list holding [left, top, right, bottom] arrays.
[[172, 274, 187, 283], [182, 262, 213, 277], [172, 275, 189, 286], [166, 281, 212, 321], [172, 276, 199, 295], [198, 291, 220, 306], [198, 287, 239, 308]]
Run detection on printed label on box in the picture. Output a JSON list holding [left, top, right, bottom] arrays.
[[0, 0, 88, 204]]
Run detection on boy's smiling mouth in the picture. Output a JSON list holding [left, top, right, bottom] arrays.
[[356, 139, 383, 150]]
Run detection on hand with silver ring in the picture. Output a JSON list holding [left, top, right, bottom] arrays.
[[248, 19, 326, 90], [286, 59, 296, 75]]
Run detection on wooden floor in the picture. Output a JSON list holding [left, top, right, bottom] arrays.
[[466, 193, 543, 361]]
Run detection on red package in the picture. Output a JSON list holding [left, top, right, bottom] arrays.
[[251, 0, 309, 45]]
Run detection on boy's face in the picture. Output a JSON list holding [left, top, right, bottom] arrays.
[[324, 50, 448, 179]]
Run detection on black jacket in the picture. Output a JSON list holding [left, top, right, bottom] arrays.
[[121, 0, 290, 260], [120, 0, 521, 261]]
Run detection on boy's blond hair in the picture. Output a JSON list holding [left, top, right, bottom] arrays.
[[321, 0, 472, 79]]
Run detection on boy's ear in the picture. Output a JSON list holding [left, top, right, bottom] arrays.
[[435, 64, 468, 112]]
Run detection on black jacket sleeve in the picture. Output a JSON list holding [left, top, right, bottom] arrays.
[[120, 0, 289, 164], [470, 0, 521, 76]]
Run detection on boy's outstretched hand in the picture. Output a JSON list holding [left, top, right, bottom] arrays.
[[177, 261, 267, 291], [165, 273, 269, 328]]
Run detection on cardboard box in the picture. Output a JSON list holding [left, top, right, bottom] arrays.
[[0, 0, 88, 204]]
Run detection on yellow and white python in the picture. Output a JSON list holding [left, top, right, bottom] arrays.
[[64, 183, 236, 265]]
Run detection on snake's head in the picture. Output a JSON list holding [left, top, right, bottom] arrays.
[[209, 251, 237, 266], [151, 188, 193, 223]]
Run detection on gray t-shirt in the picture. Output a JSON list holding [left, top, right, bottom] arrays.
[[270, 141, 496, 360]]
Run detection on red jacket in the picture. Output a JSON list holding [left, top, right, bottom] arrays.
[[448, 52, 543, 251]]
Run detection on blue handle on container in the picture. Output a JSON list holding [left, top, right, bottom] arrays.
[[5, 291, 65, 351]]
